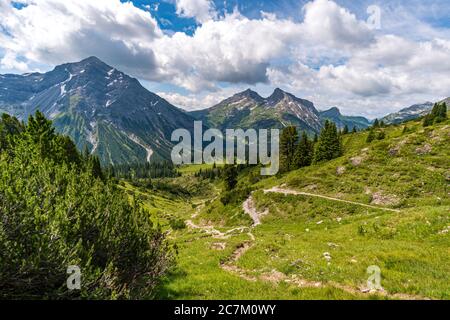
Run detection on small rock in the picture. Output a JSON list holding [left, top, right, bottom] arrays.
[[336, 166, 346, 175], [328, 242, 339, 248], [211, 242, 226, 250], [350, 258, 358, 264], [336, 217, 342, 222], [317, 220, 324, 225], [388, 147, 400, 156], [305, 228, 310, 232], [350, 156, 364, 166], [415, 143, 432, 155], [371, 191, 400, 206], [323, 252, 332, 261]]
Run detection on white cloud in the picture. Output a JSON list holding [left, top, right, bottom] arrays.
[[0, 0, 162, 77], [175, 0, 216, 23], [158, 89, 237, 111], [301, 0, 374, 49], [152, 11, 303, 91], [0, 0, 449, 117]]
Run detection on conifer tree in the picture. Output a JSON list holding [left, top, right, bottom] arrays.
[[223, 165, 238, 191], [294, 131, 313, 168], [313, 120, 343, 163], [342, 125, 349, 135], [372, 119, 380, 128], [352, 126, 358, 133], [280, 126, 299, 172], [366, 129, 376, 143], [313, 133, 318, 144]]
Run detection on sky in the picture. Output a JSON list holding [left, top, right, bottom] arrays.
[[0, 0, 449, 118]]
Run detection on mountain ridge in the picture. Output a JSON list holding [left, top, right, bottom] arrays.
[[0, 56, 196, 165], [191, 88, 371, 133]]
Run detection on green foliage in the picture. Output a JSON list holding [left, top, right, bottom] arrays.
[[313, 120, 343, 163], [280, 126, 298, 172], [366, 129, 376, 143], [424, 102, 447, 127], [169, 218, 187, 230], [220, 187, 252, 206], [377, 131, 386, 140], [372, 118, 380, 128], [342, 125, 349, 135], [110, 162, 179, 180], [294, 131, 313, 168], [0, 112, 173, 299], [223, 165, 238, 191]]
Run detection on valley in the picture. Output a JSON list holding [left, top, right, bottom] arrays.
[[122, 117, 449, 300]]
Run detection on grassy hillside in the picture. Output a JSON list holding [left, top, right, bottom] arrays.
[[127, 116, 449, 300]]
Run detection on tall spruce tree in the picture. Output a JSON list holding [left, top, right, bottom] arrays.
[[373, 119, 380, 128], [294, 131, 313, 168], [366, 129, 376, 143], [280, 126, 299, 172], [313, 120, 343, 163], [342, 125, 349, 135], [223, 165, 238, 191]]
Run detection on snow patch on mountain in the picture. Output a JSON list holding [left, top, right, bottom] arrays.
[[126, 133, 154, 163]]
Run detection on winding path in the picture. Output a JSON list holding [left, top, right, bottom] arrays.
[[264, 187, 401, 213], [187, 187, 427, 299]]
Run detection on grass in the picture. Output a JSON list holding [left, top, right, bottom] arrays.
[[125, 117, 450, 300]]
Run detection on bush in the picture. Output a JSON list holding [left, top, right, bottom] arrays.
[[169, 218, 187, 230], [220, 187, 252, 206], [0, 113, 174, 299]]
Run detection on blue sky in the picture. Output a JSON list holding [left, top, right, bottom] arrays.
[[1, 0, 449, 117]]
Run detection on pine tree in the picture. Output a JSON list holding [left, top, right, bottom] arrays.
[[423, 114, 434, 127], [280, 126, 299, 172], [372, 119, 380, 128], [352, 126, 358, 133], [424, 102, 448, 126], [342, 125, 349, 135], [313, 120, 343, 163], [435, 102, 447, 123], [223, 165, 238, 191], [366, 129, 376, 143], [294, 131, 313, 168], [313, 133, 318, 144], [26, 110, 56, 158]]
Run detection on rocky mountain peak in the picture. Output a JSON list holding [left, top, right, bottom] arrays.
[[233, 88, 264, 103], [267, 88, 289, 105], [321, 107, 341, 117]]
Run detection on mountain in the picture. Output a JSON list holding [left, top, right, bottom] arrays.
[[0, 57, 196, 165], [381, 102, 434, 125], [191, 88, 323, 134], [319, 107, 371, 130], [381, 98, 449, 124]]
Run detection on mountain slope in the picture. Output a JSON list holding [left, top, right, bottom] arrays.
[[191, 88, 323, 134], [0, 57, 196, 164], [381, 102, 434, 124], [380, 98, 449, 124], [319, 107, 371, 130]]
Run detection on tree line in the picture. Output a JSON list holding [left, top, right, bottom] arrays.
[[108, 161, 180, 180]]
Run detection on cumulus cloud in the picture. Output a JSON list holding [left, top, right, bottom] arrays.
[[152, 11, 303, 91], [175, 0, 216, 23], [0, 0, 449, 117], [301, 0, 374, 49], [0, 0, 162, 77], [157, 88, 238, 111]]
